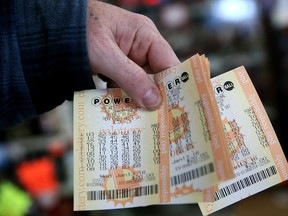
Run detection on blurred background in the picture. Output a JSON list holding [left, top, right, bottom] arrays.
[[1, 0, 288, 215]]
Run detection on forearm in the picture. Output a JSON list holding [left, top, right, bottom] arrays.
[[15, 0, 95, 113], [0, 0, 36, 129], [0, 0, 95, 129]]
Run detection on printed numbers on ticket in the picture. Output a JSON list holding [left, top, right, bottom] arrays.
[[199, 66, 288, 215], [74, 89, 163, 210], [73, 54, 288, 214], [73, 54, 231, 210], [154, 55, 234, 204]]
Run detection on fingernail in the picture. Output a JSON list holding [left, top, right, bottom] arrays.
[[142, 88, 162, 110]]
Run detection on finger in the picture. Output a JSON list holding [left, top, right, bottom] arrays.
[[148, 36, 180, 72], [99, 66, 151, 88], [98, 64, 151, 85], [128, 18, 180, 73], [90, 40, 162, 110]]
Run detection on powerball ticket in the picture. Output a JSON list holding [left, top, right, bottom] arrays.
[[199, 66, 288, 215], [73, 55, 233, 210], [74, 88, 164, 210], [154, 54, 234, 203]]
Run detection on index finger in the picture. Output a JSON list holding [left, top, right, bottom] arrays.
[[127, 19, 180, 73], [148, 35, 181, 73]]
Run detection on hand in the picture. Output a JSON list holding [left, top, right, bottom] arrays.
[[87, 0, 180, 110]]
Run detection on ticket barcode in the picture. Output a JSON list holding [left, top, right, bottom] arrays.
[[87, 184, 159, 201], [214, 166, 277, 201], [171, 163, 214, 187]]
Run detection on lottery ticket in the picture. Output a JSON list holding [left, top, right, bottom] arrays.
[[73, 54, 288, 213], [154, 54, 234, 203], [199, 66, 288, 215], [73, 54, 234, 210], [74, 88, 164, 210]]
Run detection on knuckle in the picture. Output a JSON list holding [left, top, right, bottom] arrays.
[[123, 65, 146, 88], [133, 13, 157, 30]]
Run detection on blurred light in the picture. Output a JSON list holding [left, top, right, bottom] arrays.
[[271, 0, 288, 29], [48, 140, 66, 157], [212, 0, 257, 23], [16, 157, 59, 196], [0, 145, 9, 170], [160, 3, 189, 29], [0, 181, 32, 216], [7, 142, 26, 163]]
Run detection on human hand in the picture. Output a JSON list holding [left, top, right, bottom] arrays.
[[87, 0, 180, 110]]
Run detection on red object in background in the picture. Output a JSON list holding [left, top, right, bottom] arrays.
[[141, 0, 162, 6], [48, 140, 66, 158], [120, 0, 164, 7], [16, 157, 59, 196]]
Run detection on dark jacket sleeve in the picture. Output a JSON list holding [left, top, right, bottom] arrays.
[[0, 0, 95, 130]]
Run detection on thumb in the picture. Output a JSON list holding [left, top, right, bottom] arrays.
[[89, 40, 162, 110]]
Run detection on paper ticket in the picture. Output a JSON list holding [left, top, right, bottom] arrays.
[[154, 55, 234, 203], [74, 88, 165, 210], [198, 66, 288, 215], [73, 54, 288, 214], [73, 54, 234, 210]]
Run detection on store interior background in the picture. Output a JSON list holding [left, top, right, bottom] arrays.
[[1, 0, 288, 215]]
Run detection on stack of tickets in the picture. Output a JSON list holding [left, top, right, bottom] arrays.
[[73, 54, 288, 215]]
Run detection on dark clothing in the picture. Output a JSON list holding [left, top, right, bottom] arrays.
[[0, 0, 95, 129]]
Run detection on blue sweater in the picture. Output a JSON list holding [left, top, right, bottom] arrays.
[[0, 0, 95, 129]]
